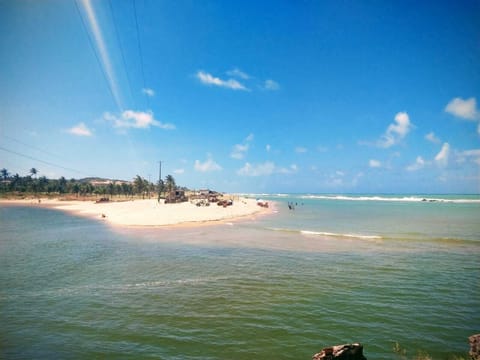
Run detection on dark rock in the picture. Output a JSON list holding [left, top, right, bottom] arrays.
[[313, 343, 366, 360], [470, 334, 480, 360]]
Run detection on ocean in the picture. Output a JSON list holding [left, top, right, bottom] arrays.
[[1, 194, 479, 359]]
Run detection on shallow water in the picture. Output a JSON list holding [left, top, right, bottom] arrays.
[[1, 196, 479, 359]]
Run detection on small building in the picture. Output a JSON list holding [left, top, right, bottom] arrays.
[[164, 190, 187, 204], [190, 189, 220, 202]]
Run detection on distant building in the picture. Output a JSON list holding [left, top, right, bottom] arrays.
[[88, 179, 131, 187]]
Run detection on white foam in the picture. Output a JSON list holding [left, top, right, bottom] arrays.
[[298, 195, 480, 203], [300, 230, 383, 240], [268, 227, 382, 240]]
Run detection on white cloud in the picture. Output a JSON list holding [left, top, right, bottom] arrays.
[[369, 159, 381, 168], [231, 134, 254, 159], [457, 149, 480, 166], [142, 88, 155, 97], [326, 171, 345, 187], [237, 161, 275, 177], [173, 168, 185, 175], [425, 132, 441, 144], [67, 122, 92, 137], [435, 142, 450, 167], [194, 157, 222, 172], [295, 146, 307, 153], [378, 112, 412, 148], [264, 79, 280, 91], [327, 177, 343, 187], [231, 144, 249, 159], [196, 71, 248, 91], [445, 97, 478, 120], [324, 171, 363, 189], [104, 110, 175, 130], [227, 68, 250, 80], [277, 164, 298, 174], [266, 144, 271, 152], [406, 156, 426, 171], [197, 69, 281, 93]]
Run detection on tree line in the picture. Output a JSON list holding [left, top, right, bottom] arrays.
[[0, 168, 181, 199]]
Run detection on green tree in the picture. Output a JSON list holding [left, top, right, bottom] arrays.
[[72, 183, 80, 197], [134, 175, 146, 199], [157, 179, 165, 201], [121, 182, 132, 199], [38, 176, 48, 193], [1, 168, 9, 193], [107, 182, 115, 198], [86, 183, 95, 196], [165, 175, 176, 193], [10, 174, 20, 192], [1, 168, 9, 180], [115, 183, 123, 198], [67, 179, 77, 194], [30, 168, 38, 178], [58, 177, 67, 194]]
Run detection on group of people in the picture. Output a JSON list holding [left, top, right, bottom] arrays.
[[287, 201, 305, 210]]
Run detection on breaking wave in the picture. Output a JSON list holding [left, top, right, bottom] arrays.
[[267, 227, 383, 240], [298, 195, 480, 204], [300, 230, 383, 240]]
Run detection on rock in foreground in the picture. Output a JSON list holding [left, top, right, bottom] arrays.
[[313, 343, 366, 360], [470, 334, 480, 360]]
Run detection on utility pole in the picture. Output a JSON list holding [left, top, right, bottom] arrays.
[[157, 161, 162, 203]]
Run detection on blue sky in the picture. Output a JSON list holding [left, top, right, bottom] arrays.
[[1, 0, 479, 193]]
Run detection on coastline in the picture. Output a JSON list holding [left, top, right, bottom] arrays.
[[0, 197, 274, 228]]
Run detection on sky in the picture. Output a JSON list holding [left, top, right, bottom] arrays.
[[1, 0, 479, 194]]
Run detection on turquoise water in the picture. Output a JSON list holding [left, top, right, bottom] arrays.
[[1, 195, 479, 359]]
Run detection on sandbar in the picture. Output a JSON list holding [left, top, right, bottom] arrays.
[[0, 197, 272, 228]]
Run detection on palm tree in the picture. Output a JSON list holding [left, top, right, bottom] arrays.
[[30, 168, 38, 178], [72, 183, 80, 198], [165, 175, 176, 193], [11, 174, 20, 192], [1, 168, 9, 180], [115, 183, 123, 198], [27, 168, 38, 195], [121, 182, 131, 199], [1, 168, 9, 193], [107, 182, 115, 198], [38, 176, 48, 193], [134, 175, 146, 199], [58, 176, 67, 194]]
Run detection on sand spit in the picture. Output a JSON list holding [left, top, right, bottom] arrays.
[[0, 197, 271, 227]]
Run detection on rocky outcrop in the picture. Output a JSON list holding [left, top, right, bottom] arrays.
[[313, 343, 366, 360], [470, 334, 480, 360]]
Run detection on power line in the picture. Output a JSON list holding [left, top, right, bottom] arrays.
[[132, 0, 149, 108], [108, 0, 136, 110], [74, 0, 122, 111], [0, 146, 92, 177], [1, 134, 68, 162]]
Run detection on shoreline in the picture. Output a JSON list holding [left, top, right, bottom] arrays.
[[0, 197, 275, 228]]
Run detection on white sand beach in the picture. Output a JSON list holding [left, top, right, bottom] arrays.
[[0, 197, 271, 227]]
